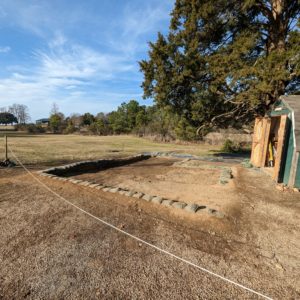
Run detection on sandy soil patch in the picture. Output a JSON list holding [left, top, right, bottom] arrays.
[[71, 157, 238, 214]]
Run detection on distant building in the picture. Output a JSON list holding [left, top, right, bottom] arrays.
[[36, 118, 50, 128]]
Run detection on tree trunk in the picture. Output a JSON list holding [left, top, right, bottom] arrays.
[[267, 0, 287, 53], [266, 0, 288, 101]]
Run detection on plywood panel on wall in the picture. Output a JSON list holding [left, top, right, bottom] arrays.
[[251, 117, 271, 167]]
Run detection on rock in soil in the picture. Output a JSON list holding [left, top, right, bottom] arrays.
[[133, 192, 144, 199], [102, 187, 112, 192], [142, 194, 153, 201], [206, 208, 224, 218], [276, 185, 284, 192], [151, 196, 163, 204], [184, 203, 199, 213], [125, 190, 135, 197], [172, 201, 187, 209], [161, 199, 174, 206], [109, 187, 120, 193]]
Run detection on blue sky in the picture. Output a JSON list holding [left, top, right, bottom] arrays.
[[0, 0, 174, 121]]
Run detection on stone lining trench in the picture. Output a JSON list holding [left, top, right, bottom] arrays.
[[38, 154, 228, 218]]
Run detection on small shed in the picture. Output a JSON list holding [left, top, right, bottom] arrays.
[[251, 95, 300, 188]]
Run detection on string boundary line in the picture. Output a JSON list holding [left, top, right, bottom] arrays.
[[9, 147, 273, 300]]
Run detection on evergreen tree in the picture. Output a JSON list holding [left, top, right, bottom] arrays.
[[108, 100, 145, 134], [0, 112, 18, 125], [140, 0, 300, 134], [81, 113, 95, 126]]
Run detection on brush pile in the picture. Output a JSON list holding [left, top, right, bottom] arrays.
[[0, 159, 16, 168]]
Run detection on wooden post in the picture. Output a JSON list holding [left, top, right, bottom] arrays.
[[273, 115, 287, 182], [4, 135, 7, 161], [251, 117, 271, 167]]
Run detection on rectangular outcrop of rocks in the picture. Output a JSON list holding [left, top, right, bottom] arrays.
[[44, 154, 151, 177], [39, 154, 225, 219]]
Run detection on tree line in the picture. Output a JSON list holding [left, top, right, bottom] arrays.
[[0, 100, 208, 140], [47, 101, 190, 140]]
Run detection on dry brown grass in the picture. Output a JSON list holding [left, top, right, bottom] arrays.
[[0, 133, 220, 165]]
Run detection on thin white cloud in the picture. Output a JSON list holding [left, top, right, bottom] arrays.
[[48, 32, 67, 49], [0, 0, 171, 119], [0, 46, 10, 53], [0, 6, 7, 18], [0, 35, 138, 119], [122, 2, 171, 38], [107, 1, 172, 55], [0, 1, 82, 38], [35, 39, 134, 82]]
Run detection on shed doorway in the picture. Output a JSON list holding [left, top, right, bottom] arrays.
[[251, 115, 288, 182]]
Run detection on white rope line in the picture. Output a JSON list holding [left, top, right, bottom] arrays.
[[9, 147, 273, 300]]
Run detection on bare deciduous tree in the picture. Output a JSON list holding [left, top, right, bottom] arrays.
[[50, 103, 59, 115], [8, 104, 30, 124]]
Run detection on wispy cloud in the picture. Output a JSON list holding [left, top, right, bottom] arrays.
[[0, 1, 82, 38], [37, 42, 134, 81], [122, 1, 171, 38], [106, 1, 172, 55], [0, 34, 137, 116], [0, 0, 174, 119], [0, 46, 10, 53]]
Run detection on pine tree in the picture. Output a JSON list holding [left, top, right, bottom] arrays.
[[140, 0, 300, 134]]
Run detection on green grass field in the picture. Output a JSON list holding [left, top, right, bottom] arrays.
[[0, 133, 219, 165]]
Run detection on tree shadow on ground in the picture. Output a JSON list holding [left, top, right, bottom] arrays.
[[209, 149, 251, 159]]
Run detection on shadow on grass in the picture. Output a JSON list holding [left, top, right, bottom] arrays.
[[209, 149, 251, 159], [0, 132, 45, 138]]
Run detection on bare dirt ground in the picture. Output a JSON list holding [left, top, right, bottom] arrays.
[[0, 160, 300, 299], [72, 157, 238, 214]]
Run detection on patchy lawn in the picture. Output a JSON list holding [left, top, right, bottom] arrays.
[[0, 134, 219, 165]]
